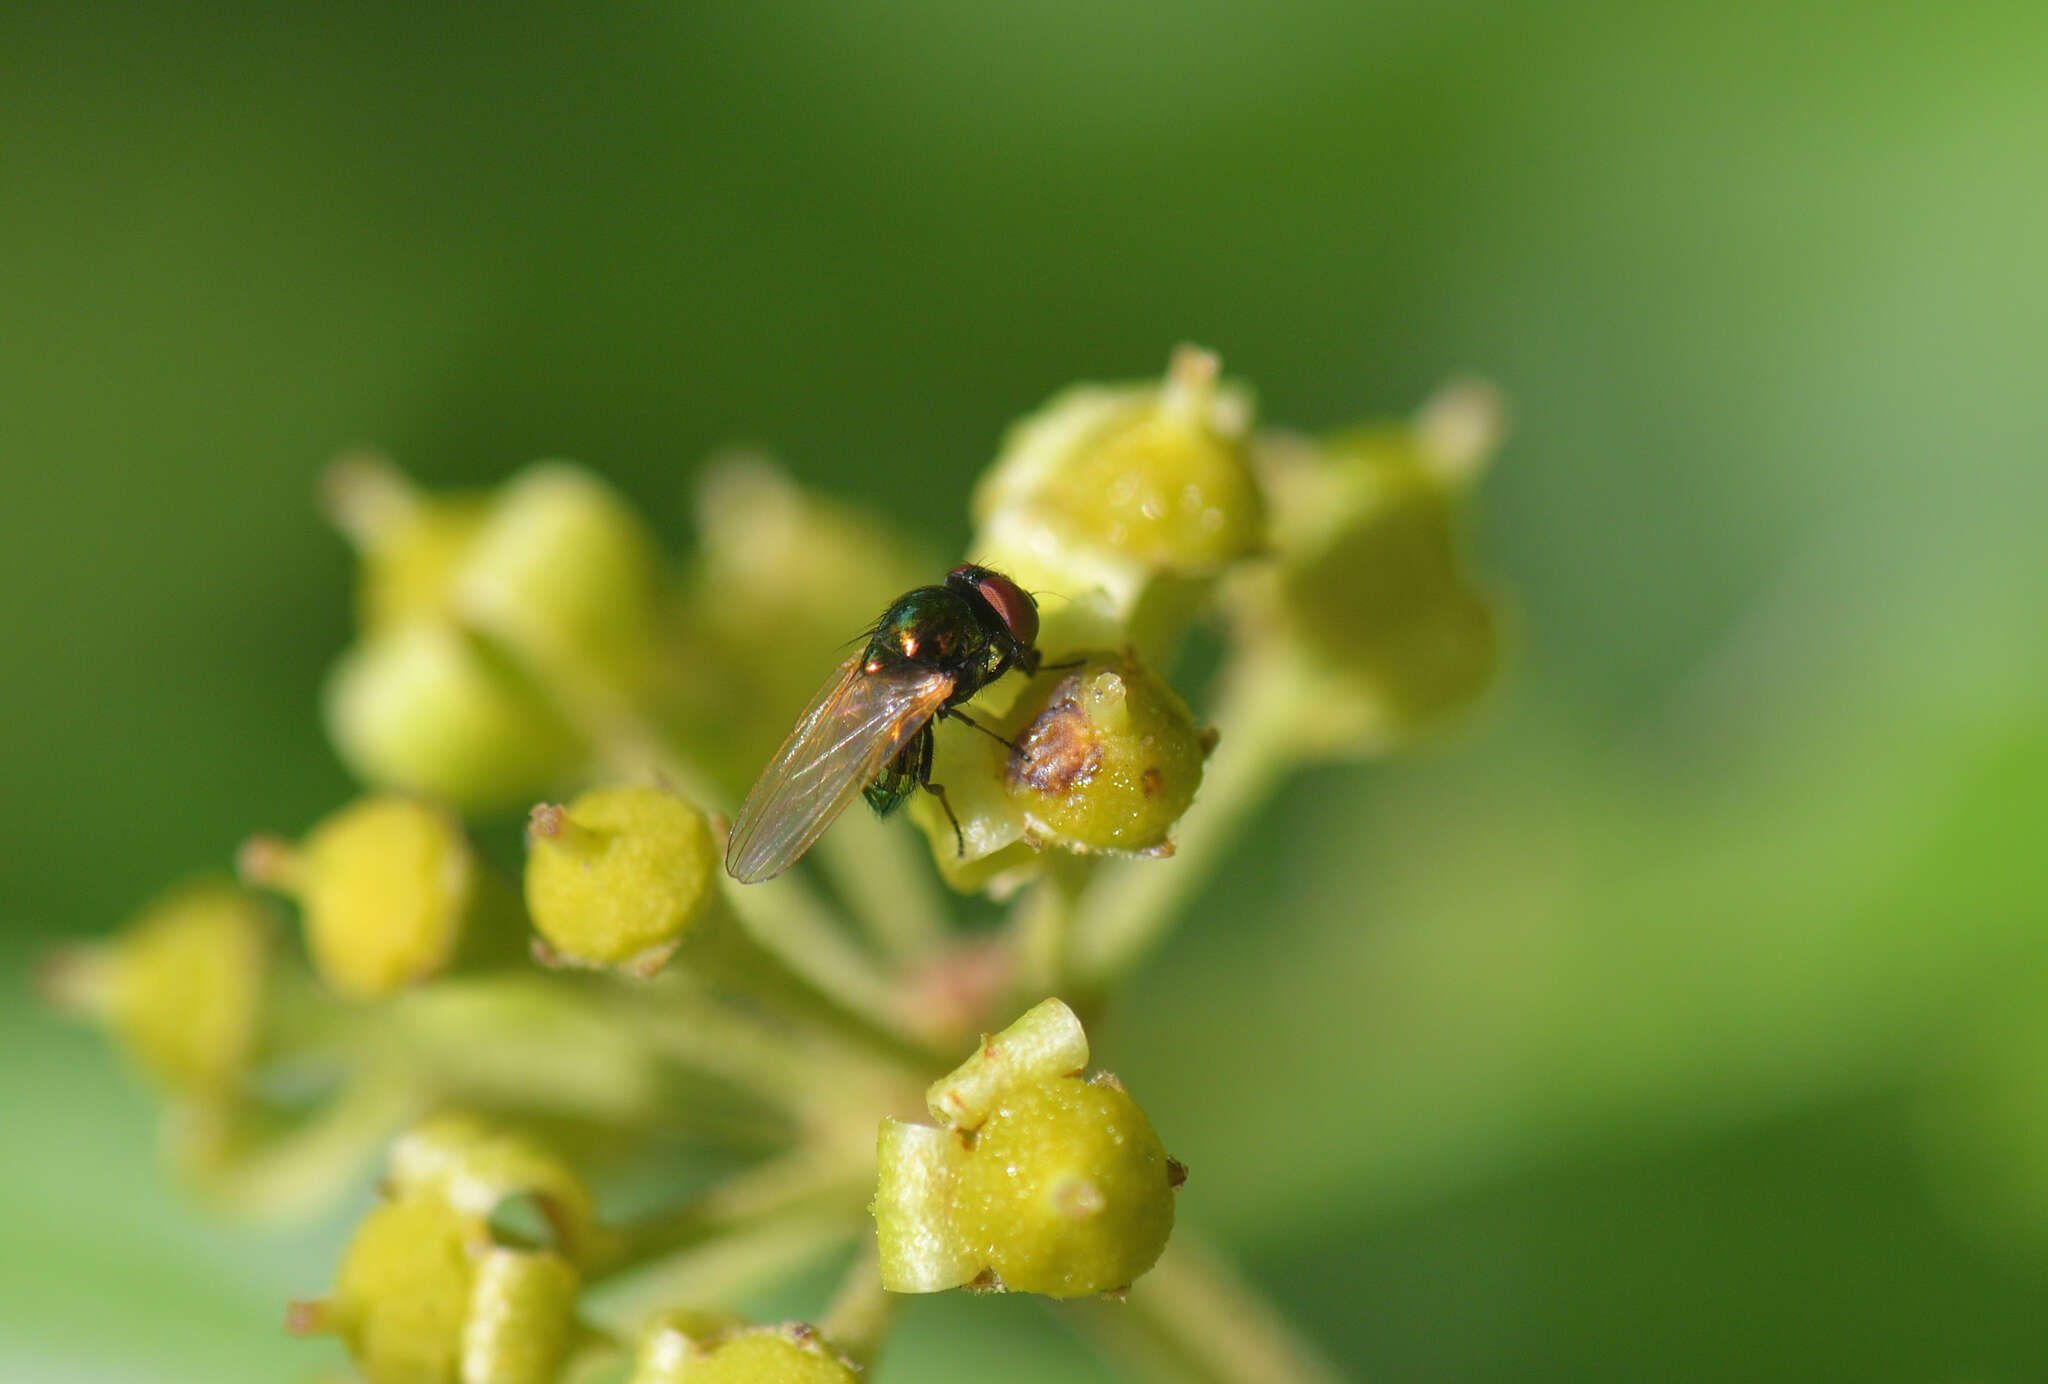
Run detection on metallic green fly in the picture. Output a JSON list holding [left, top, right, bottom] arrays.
[[724, 564, 1043, 883]]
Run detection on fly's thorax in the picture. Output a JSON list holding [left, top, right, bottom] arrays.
[[863, 585, 999, 688]]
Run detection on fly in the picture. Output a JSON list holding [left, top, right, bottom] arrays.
[[724, 563, 1043, 884]]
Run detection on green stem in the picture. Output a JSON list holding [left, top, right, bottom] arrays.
[[812, 809, 951, 963], [818, 1241, 897, 1369], [1066, 1236, 1347, 1384], [590, 701, 939, 1064], [590, 1151, 871, 1280], [628, 975, 916, 1126], [716, 881, 947, 1067], [1012, 857, 1089, 1003], [587, 1211, 867, 1341], [1065, 659, 1305, 993]]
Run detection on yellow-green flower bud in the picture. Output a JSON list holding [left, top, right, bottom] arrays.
[[908, 651, 1208, 883], [873, 999, 1180, 1299], [324, 622, 585, 811], [1002, 654, 1208, 855], [954, 1073, 1177, 1298], [295, 1195, 580, 1384], [384, 1113, 604, 1261], [289, 1115, 598, 1384], [240, 796, 519, 999], [523, 785, 720, 974], [925, 994, 1089, 1129], [970, 347, 1264, 656], [323, 451, 490, 636], [453, 462, 666, 704], [41, 879, 275, 1096], [630, 1319, 859, 1384], [1249, 387, 1504, 750], [458, 1248, 580, 1384]]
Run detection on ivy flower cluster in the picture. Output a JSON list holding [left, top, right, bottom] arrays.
[[47, 348, 1504, 1383]]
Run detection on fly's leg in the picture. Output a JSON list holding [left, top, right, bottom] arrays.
[[941, 706, 1024, 756], [911, 721, 966, 857], [1017, 648, 1086, 678], [924, 781, 964, 858]]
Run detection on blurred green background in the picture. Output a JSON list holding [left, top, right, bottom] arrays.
[[4, 1, 2046, 1380]]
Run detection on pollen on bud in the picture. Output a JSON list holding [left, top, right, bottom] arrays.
[[242, 795, 515, 1000], [873, 999, 1179, 1299], [969, 347, 1265, 655], [43, 879, 275, 1096], [452, 462, 666, 703], [630, 1318, 860, 1384], [523, 785, 721, 973], [324, 622, 585, 812]]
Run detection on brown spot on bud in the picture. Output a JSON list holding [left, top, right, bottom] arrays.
[[1140, 765, 1164, 798], [1166, 1157, 1188, 1188], [1007, 675, 1102, 793]]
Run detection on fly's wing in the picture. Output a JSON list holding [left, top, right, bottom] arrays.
[[725, 656, 954, 883]]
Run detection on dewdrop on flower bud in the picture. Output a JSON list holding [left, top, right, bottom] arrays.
[[239, 795, 519, 999], [630, 1318, 860, 1384], [324, 622, 585, 811], [40, 879, 275, 1097], [453, 462, 666, 704], [290, 1116, 592, 1384], [523, 785, 721, 973], [1247, 380, 1506, 752], [971, 346, 1264, 656], [873, 998, 1180, 1299]]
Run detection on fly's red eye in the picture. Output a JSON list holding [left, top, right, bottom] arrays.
[[969, 569, 1038, 651]]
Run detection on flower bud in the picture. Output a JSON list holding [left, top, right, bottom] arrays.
[[1002, 655, 1208, 854], [323, 451, 490, 636], [452, 462, 667, 704], [290, 1116, 597, 1384], [873, 999, 1180, 1299], [240, 796, 519, 999], [908, 651, 1208, 884], [630, 1318, 859, 1384], [297, 1198, 580, 1384], [970, 347, 1264, 656], [1246, 384, 1505, 752], [523, 785, 720, 973], [41, 879, 276, 1096], [324, 622, 585, 811], [384, 1113, 604, 1259]]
